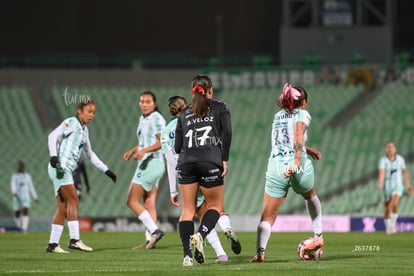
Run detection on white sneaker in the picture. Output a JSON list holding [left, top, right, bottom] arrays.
[[183, 255, 194, 266], [191, 233, 204, 264], [68, 239, 93, 252], [386, 227, 392, 235], [46, 243, 69, 253]]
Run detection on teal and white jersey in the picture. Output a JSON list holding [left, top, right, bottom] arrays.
[[48, 116, 108, 173], [161, 117, 178, 156], [379, 154, 406, 190], [10, 172, 38, 201], [137, 111, 166, 161], [270, 109, 311, 162]]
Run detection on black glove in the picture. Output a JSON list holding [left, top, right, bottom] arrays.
[[105, 170, 117, 183], [50, 156, 59, 168]]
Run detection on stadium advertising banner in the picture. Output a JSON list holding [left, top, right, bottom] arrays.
[[271, 215, 350, 232], [207, 67, 414, 90], [208, 70, 317, 89], [350, 217, 414, 232]]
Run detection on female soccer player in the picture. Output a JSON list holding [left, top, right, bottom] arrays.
[[10, 160, 38, 233], [161, 95, 240, 265], [47, 100, 117, 253], [251, 83, 324, 263], [378, 141, 413, 234], [124, 91, 166, 249], [174, 75, 232, 265]]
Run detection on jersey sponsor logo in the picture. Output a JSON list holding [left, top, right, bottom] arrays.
[[201, 175, 219, 182], [201, 225, 209, 233], [272, 150, 294, 158], [275, 113, 295, 120], [169, 129, 175, 139]]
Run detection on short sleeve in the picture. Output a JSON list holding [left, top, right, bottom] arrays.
[[299, 110, 311, 127]]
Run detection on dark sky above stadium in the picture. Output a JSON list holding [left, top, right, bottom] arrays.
[[1, 0, 413, 60]]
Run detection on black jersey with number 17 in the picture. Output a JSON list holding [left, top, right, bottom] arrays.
[[174, 99, 232, 167]]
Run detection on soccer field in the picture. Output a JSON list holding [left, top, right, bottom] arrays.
[[0, 231, 413, 275]]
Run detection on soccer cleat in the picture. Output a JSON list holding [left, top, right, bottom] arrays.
[[191, 232, 205, 264], [386, 227, 392, 235], [183, 255, 194, 266], [250, 252, 265, 263], [390, 226, 397, 234], [302, 236, 324, 252], [224, 228, 241, 254], [68, 239, 93, 252], [216, 255, 228, 263], [46, 243, 69, 253], [146, 229, 164, 249]]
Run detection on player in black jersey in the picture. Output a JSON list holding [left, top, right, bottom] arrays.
[[175, 75, 232, 266], [72, 159, 90, 201]]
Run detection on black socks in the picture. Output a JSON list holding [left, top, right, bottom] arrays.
[[198, 209, 220, 239], [179, 220, 194, 257]]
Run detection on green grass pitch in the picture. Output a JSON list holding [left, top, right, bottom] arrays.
[[0, 231, 413, 275]]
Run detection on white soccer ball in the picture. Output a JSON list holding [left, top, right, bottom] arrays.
[[297, 237, 323, 261]]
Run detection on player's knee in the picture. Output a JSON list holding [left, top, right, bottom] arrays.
[[181, 208, 195, 220]]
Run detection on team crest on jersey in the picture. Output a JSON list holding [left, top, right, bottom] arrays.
[[169, 130, 175, 139]]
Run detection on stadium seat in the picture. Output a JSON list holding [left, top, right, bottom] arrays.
[[1, 83, 413, 220]]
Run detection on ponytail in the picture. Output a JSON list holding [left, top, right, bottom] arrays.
[[192, 92, 209, 118], [191, 75, 212, 118]]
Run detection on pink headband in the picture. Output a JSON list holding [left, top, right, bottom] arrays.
[[279, 83, 300, 101], [192, 85, 205, 95]]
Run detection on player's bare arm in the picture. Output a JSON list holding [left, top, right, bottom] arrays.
[[402, 169, 413, 196], [285, 121, 306, 178], [377, 169, 385, 190], [133, 134, 162, 160], [306, 146, 321, 160], [221, 161, 228, 178], [123, 146, 138, 161]]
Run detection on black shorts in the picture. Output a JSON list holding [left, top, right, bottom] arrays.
[[177, 162, 224, 188]]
